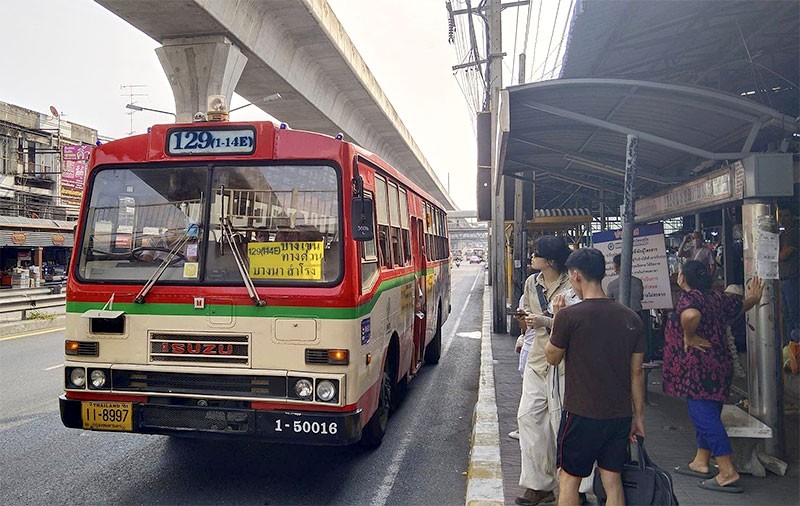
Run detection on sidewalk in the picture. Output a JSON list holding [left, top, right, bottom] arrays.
[[468, 286, 800, 505]]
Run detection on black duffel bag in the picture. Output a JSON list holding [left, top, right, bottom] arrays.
[[594, 436, 679, 505]]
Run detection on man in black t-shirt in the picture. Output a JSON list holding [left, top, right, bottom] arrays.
[[545, 248, 646, 506]]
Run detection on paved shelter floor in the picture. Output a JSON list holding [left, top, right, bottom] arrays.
[[492, 330, 800, 506]]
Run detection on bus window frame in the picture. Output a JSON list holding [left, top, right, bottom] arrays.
[[74, 160, 345, 288]]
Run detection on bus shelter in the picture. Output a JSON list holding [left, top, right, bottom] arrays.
[[495, 77, 798, 459]]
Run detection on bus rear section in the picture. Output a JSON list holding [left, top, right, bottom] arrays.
[[59, 120, 449, 446]]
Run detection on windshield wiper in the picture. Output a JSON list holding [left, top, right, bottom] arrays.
[[133, 232, 191, 304], [220, 216, 266, 307]]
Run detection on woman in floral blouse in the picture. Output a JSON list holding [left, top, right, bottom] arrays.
[[663, 260, 762, 494]]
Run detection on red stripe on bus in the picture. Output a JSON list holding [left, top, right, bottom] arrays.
[[66, 391, 146, 402]]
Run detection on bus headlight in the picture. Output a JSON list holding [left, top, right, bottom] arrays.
[[68, 367, 86, 388], [89, 369, 108, 389], [316, 380, 337, 402], [294, 379, 313, 399]]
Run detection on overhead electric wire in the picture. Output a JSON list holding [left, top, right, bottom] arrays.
[[518, 0, 534, 84], [538, 0, 564, 81], [509, 3, 521, 85], [542, 0, 575, 80], [527, 0, 544, 83]]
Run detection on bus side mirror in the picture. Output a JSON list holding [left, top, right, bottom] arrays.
[[351, 197, 374, 241]]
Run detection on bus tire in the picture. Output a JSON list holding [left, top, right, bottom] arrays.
[[424, 311, 442, 365], [361, 370, 391, 448]]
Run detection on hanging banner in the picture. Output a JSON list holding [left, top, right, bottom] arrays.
[[593, 222, 673, 310], [61, 144, 92, 206]]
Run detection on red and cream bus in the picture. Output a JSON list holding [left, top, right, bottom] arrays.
[[59, 102, 450, 447]]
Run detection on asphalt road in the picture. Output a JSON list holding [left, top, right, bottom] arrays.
[[0, 264, 485, 505]]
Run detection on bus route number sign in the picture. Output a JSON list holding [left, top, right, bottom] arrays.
[[166, 127, 256, 155]]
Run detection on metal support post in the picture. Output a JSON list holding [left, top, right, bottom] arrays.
[[742, 201, 784, 458], [511, 176, 524, 335], [619, 135, 638, 308], [599, 189, 606, 231]]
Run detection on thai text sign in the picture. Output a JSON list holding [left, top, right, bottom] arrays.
[[248, 241, 323, 280], [593, 223, 673, 310], [62, 144, 92, 206], [634, 165, 744, 222]]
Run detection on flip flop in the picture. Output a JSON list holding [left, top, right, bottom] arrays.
[[698, 479, 743, 494], [673, 464, 715, 479]]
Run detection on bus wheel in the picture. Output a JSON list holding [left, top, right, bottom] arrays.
[[361, 370, 391, 448], [424, 313, 442, 364]]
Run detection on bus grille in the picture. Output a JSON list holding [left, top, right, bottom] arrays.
[[149, 333, 249, 366], [111, 370, 288, 398], [140, 405, 252, 433]]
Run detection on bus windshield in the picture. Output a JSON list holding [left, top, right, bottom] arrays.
[[77, 164, 342, 285]]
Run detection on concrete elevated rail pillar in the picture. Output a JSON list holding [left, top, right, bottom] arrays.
[[155, 36, 248, 123]]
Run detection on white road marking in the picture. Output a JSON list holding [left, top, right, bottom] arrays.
[[441, 268, 482, 359], [371, 268, 484, 506], [44, 364, 63, 371]]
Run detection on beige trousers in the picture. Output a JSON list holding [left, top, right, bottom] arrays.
[[518, 363, 593, 493]]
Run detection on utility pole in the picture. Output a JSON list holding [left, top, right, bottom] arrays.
[[488, 0, 507, 333], [449, 0, 529, 333], [121, 84, 148, 136]]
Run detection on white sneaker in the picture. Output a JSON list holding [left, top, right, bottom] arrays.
[[508, 429, 519, 440]]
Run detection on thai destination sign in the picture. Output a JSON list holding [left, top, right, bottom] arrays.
[[248, 241, 323, 280], [61, 144, 92, 206], [593, 222, 673, 310]]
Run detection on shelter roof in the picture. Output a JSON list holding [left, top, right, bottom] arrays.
[[560, 0, 799, 119], [501, 78, 798, 215]]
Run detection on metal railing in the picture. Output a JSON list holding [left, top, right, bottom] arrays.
[[0, 283, 66, 320]]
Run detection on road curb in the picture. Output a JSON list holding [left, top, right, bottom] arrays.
[[0, 315, 66, 337], [465, 287, 504, 505]]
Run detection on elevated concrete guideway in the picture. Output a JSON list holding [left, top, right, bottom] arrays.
[[96, 0, 455, 209]]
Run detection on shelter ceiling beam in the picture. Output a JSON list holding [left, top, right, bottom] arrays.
[[512, 137, 676, 184], [520, 100, 746, 160], [507, 158, 623, 195]]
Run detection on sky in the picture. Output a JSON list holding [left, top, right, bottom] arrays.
[[0, 0, 572, 211]]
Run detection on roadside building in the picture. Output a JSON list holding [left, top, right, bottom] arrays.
[[0, 101, 97, 287]]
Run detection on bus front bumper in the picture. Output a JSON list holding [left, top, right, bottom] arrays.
[[59, 395, 362, 445]]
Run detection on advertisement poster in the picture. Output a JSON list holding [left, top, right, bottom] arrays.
[[592, 222, 673, 310], [61, 144, 92, 206]]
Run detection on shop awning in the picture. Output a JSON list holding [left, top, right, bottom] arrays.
[[0, 216, 76, 232]]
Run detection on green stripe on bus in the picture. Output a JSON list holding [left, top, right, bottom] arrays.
[[65, 272, 429, 319]]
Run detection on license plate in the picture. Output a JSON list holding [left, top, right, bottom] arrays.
[[270, 415, 339, 437], [81, 401, 133, 431]]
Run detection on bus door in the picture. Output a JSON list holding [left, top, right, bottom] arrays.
[[411, 217, 427, 368]]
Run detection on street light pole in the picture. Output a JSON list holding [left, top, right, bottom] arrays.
[[229, 93, 282, 113], [125, 103, 177, 119]]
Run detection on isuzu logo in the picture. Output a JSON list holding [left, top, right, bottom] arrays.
[[150, 333, 249, 364], [161, 343, 234, 355]]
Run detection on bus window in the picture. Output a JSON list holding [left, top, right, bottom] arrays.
[[374, 176, 392, 268], [388, 182, 404, 266], [399, 189, 411, 263], [207, 165, 339, 284], [77, 166, 206, 282], [360, 191, 379, 291]]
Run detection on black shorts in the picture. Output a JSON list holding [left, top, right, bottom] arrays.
[[557, 411, 632, 477]]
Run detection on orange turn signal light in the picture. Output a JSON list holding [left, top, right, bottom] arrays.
[[65, 340, 79, 355], [327, 349, 349, 365]]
